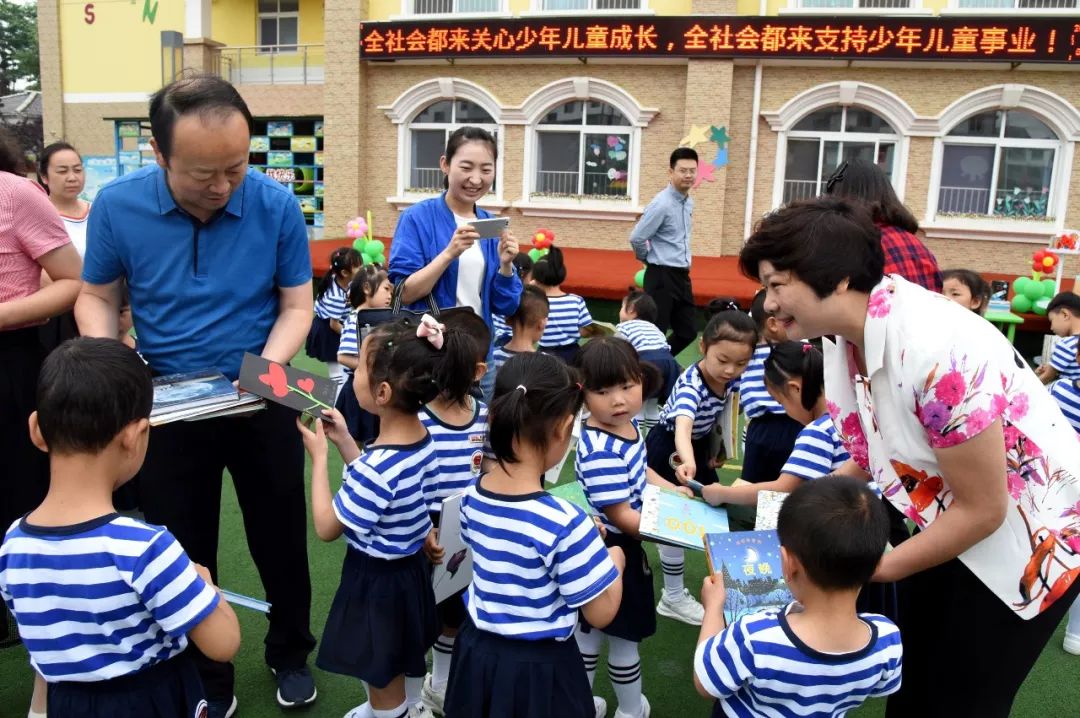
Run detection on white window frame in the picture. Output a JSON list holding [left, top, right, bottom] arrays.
[[406, 103, 499, 197], [532, 110, 634, 200], [780, 0, 929, 14], [942, 0, 1076, 15], [526, 0, 650, 14], [257, 0, 299, 53], [397, 0, 509, 19]]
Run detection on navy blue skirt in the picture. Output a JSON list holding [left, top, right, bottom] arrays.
[[580, 532, 655, 643], [645, 426, 718, 485], [305, 316, 340, 362], [639, 349, 681, 405], [335, 372, 380, 444], [539, 342, 581, 365], [741, 413, 804, 484], [444, 618, 594, 718], [317, 547, 440, 688], [47, 652, 205, 718]]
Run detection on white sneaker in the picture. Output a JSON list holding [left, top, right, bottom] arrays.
[[422, 674, 446, 715], [657, 588, 705, 625], [593, 695, 608, 718], [1064, 632, 1080, 655], [613, 695, 651, 718], [408, 702, 432, 718]]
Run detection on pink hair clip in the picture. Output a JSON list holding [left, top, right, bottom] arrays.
[[417, 313, 446, 350], [802, 343, 812, 353]]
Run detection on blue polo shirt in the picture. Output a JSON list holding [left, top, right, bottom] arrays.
[[82, 165, 312, 380]]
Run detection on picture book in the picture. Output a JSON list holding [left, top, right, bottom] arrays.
[[249, 136, 270, 153], [549, 480, 590, 512], [267, 151, 294, 167], [639, 484, 729, 550], [290, 136, 317, 152], [237, 353, 336, 418], [432, 493, 472, 604], [754, 490, 788, 531], [150, 369, 239, 424], [704, 530, 793, 624], [709, 388, 741, 465]]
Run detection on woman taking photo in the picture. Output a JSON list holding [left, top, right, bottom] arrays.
[[739, 196, 1080, 718], [389, 126, 521, 398]]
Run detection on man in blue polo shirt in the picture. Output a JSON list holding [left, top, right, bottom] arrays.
[[76, 75, 316, 717]]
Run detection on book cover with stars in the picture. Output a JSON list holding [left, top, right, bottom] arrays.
[[704, 530, 793, 624]]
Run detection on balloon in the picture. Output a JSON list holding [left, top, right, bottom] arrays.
[[372, 253, 385, 266], [367, 239, 385, 255], [1011, 294, 1033, 314], [634, 269, 645, 288], [1023, 280, 1043, 301], [532, 229, 554, 250], [352, 238, 366, 252], [529, 248, 543, 262], [1033, 297, 1050, 316], [1043, 256, 1055, 268], [1042, 278, 1057, 297], [345, 217, 367, 239], [1013, 276, 1032, 294]]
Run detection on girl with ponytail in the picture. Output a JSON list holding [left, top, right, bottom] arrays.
[[532, 246, 600, 364]]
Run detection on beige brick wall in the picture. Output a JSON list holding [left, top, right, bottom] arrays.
[[37, 0, 65, 145], [60, 103, 147, 156], [237, 84, 325, 118], [323, 0, 365, 234]]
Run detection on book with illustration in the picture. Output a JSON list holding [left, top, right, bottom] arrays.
[[704, 530, 793, 623], [150, 369, 240, 425], [639, 484, 729, 550], [432, 493, 473, 604]]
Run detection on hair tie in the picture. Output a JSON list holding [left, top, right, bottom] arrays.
[[575, 382, 583, 392], [417, 313, 446, 350], [516, 384, 528, 395], [802, 343, 812, 353]]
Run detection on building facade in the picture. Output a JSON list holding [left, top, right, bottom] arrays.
[[38, 0, 1080, 274]]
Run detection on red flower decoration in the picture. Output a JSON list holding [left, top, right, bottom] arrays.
[[258, 362, 289, 398]]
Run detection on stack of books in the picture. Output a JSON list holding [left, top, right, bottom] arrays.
[[150, 369, 264, 426]]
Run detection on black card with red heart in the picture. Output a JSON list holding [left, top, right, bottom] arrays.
[[238, 353, 337, 418]]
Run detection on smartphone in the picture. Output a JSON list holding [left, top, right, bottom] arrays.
[[468, 217, 509, 238]]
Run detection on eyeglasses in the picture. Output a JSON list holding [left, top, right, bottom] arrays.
[[824, 161, 848, 194]]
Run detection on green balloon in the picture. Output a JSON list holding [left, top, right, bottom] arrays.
[[352, 238, 366, 252], [368, 239, 385, 255], [1023, 281, 1043, 301], [528, 248, 543, 262], [634, 269, 645, 288], [1033, 297, 1050, 316], [1013, 276, 1032, 295], [1042, 278, 1057, 298], [1011, 294, 1033, 314], [372, 253, 385, 266]]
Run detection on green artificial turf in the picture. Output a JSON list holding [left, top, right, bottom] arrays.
[[1, 336, 1076, 717]]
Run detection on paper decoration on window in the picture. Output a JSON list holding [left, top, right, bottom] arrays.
[[709, 126, 730, 148], [679, 124, 711, 149], [692, 161, 716, 190], [712, 147, 729, 169]]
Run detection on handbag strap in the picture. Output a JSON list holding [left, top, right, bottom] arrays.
[[391, 276, 441, 317]]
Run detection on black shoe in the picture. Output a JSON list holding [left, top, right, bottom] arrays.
[[271, 666, 317, 708], [206, 695, 237, 718]]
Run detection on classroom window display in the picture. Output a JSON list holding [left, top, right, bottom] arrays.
[[249, 117, 325, 234], [533, 100, 632, 200]]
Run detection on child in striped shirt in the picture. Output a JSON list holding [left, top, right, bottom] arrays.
[[298, 317, 473, 718], [443, 352, 625, 718], [645, 311, 758, 627], [1037, 292, 1080, 385], [0, 338, 240, 718], [307, 247, 363, 397], [695, 476, 903, 717], [574, 338, 694, 718], [492, 284, 549, 376], [336, 265, 393, 443], [492, 252, 534, 347], [1050, 378, 1080, 434], [417, 311, 492, 714], [616, 289, 681, 404], [533, 246, 600, 364], [739, 290, 804, 484]]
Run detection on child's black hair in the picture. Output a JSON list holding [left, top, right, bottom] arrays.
[[36, 338, 153, 455], [623, 288, 658, 324], [706, 297, 742, 318], [702, 310, 758, 351], [438, 309, 493, 403], [764, 341, 824, 412], [1046, 291, 1080, 316], [488, 352, 584, 467], [942, 269, 990, 314], [509, 285, 549, 328], [777, 475, 889, 590], [576, 337, 662, 399], [348, 264, 389, 309], [749, 288, 770, 332], [363, 318, 475, 413], [317, 247, 363, 300], [513, 252, 534, 280], [531, 246, 567, 287]]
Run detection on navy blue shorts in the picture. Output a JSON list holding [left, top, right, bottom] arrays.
[[47, 652, 206, 718], [638, 349, 681, 405], [539, 342, 581, 365], [305, 317, 340, 362], [444, 618, 594, 718], [579, 532, 655, 643], [741, 412, 803, 484], [644, 426, 718, 485]]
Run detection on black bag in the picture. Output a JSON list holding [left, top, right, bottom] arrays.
[[352, 278, 474, 341]]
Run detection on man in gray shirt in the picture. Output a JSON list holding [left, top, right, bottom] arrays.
[[629, 147, 699, 356]]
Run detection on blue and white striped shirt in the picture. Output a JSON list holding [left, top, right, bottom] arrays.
[[1050, 335, 1080, 381], [694, 603, 903, 717], [492, 314, 511, 344], [1050, 379, 1080, 434], [0, 514, 219, 683], [539, 294, 591, 348], [491, 345, 523, 373], [660, 364, 733, 439], [315, 281, 348, 321], [460, 482, 619, 641], [575, 421, 648, 534], [338, 310, 359, 372], [615, 319, 670, 354], [781, 414, 851, 481], [333, 437, 438, 559], [420, 400, 489, 510], [740, 344, 785, 420]]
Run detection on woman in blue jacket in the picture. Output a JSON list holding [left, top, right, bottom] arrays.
[[389, 127, 522, 398]]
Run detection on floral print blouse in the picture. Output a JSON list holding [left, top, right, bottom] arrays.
[[824, 275, 1080, 620]]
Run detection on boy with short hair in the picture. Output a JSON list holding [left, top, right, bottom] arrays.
[[617, 288, 681, 404], [0, 338, 241, 718], [1037, 291, 1080, 385], [694, 476, 902, 717], [492, 284, 549, 374]]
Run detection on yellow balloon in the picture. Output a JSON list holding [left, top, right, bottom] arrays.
[[1043, 257, 1054, 267]]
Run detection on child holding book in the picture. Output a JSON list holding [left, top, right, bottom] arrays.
[[1037, 292, 1080, 385], [574, 337, 694, 718], [694, 476, 903, 717], [0, 338, 240, 718], [307, 247, 363, 398], [443, 352, 625, 718], [941, 269, 990, 316], [297, 316, 472, 718], [492, 253, 534, 347], [336, 265, 393, 442], [491, 285, 549, 375], [644, 310, 757, 626], [533, 246, 600, 364], [616, 289, 681, 404]]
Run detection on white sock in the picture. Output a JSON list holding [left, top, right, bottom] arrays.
[[405, 675, 424, 705], [608, 636, 643, 717], [658, 545, 686, 600], [431, 634, 455, 691], [1068, 595, 1080, 637], [372, 699, 409, 718], [28, 712, 46, 718], [575, 625, 604, 688]]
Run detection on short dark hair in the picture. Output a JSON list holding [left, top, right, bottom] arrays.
[[941, 269, 990, 314], [739, 197, 885, 299], [749, 288, 769, 332], [623, 289, 657, 324], [36, 338, 153, 455], [488, 352, 583, 467], [149, 73, 254, 162], [513, 252, 533, 279], [442, 126, 498, 190], [670, 147, 698, 169], [441, 308, 492, 364], [510, 285, 549, 328], [576, 336, 661, 399], [702, 310, 757, 351], [706, 297, 741, 318], [777, 475, 889, 590], [764, 341, 823, 412], [824, 158, 919, 234], [348, 264, 389, 309], [364, 318, 475, 413], [36, 142, 81, 194], [1047, 291, 1080, 316], [531, 246, 567, 287]]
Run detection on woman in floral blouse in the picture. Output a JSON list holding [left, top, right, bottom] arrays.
[[739, 197, 1080, 718]]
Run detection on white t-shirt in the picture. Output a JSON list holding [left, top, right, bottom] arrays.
[[59, 205, 90, 257], [453, 214, 484, 313]]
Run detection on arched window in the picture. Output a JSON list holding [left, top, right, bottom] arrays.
[[782, 106, 899, 203], [532, 100, 632, 200], [937, 110, 1060, 219], [407, 99, 497, 193]]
